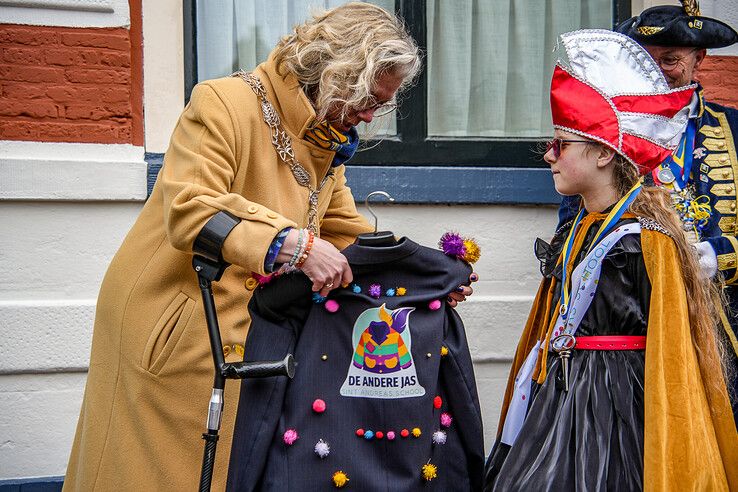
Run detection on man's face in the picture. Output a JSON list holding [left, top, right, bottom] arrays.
[[643, 45, 707, 88]]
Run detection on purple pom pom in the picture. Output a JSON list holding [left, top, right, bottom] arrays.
[[369, 283, 382, 298], [439, 232, 466, 258]]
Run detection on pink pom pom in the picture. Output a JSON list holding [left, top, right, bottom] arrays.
[[440, 412, 452, 428], [252, 273, 275, 285], [283, 428, 299, 445], [386, 431, 396, 440], [428, 299, 442, 311], [325, 300, 340, 313], [312, 398, 326, 413]]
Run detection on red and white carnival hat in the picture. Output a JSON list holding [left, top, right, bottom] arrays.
[[551, 29, 696, 174]]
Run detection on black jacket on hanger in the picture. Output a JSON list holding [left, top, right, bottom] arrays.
[[226, 238, 484, 491]]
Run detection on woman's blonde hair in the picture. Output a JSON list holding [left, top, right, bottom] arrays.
[[272, 2, 421, 124], [609, 152, 732, 401]]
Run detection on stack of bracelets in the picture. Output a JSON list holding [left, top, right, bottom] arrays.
[[288, 228, 315, 269]]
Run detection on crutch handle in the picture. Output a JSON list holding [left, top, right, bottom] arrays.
[[222, 354, 296, 380]]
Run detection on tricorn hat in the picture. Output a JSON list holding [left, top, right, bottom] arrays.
[[551, 30, 696, 174], [616, 0, 737, 49]]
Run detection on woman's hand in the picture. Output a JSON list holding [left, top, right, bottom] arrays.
[[447, 272, 479, 307], [276, 229, 352, 296], [300, 236, 353, 297]]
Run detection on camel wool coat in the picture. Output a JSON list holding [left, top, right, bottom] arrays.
[[64, 55, 372, 491]]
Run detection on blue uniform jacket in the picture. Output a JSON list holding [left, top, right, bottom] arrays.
[[227, 238, 484, 491]]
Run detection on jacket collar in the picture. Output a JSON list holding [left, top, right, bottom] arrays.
[[255, 53, 319, 140]]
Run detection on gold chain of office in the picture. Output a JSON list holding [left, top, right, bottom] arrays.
[[233, 70, 333, 234]]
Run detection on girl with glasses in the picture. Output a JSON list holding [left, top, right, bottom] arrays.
[[485, 30, 738, 491]]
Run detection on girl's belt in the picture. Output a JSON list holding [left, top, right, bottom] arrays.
[[575, 335, 646, 350]]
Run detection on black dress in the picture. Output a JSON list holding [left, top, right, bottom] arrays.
[[485, 216, 651, 491]]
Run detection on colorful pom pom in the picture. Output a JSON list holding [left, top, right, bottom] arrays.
[[312, 292, 327, 303], [332, 470, 349, 488], [440, 412, 453, 428], [422, 463, 438, 481], [253, 273, 275, 285], [433, 396, 442, 409], [352, 284, 362, 293], [312, 399, 326, 413], [433, 430, 447, 445], [386, 431, 396, 440], [428, 299, 442, 311], [396, 287, 406, 296], [400, 428, 409, 438], [364, 430, 375, 440], [411, 427, 421, 438], [439, 232, 466, 258], [356, 428, 365, 437], [315, 439, 330, 458], [462, 238, 482, 263], [441, 346, 449, 357], [385, 288, 395, 297], [325, 300, 340, 313], [369, 283, 381, 298], [375, 431, 384, 439], [283, 429, 299, 445]]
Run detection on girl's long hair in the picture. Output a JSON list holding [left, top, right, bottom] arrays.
[[611, 151, 732, 400]]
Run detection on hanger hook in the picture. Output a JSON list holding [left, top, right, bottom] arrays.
[[364, 191, 395, 233]]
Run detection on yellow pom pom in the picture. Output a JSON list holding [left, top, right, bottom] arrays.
[[332, 471, 349, 488], [245, 277, 259, 291], [462, 238, 481, 264], [396, 287, 407, 296], [411, 427, 421, 438], [440, 346, 449, 357], [421, 463, 438, 481]]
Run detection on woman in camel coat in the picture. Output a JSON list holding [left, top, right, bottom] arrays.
[[61, 4, 466, 490]]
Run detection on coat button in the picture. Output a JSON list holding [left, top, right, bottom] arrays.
[[247, 205, 258, 214], [731, 203, 736, 212], [267, 211, 278, 219], [715, 128, 723, 136], [718, 142, 726, 149], [723, 171, 730, 179], [720, 156, 729, 163]]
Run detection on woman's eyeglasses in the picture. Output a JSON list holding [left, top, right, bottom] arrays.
[[354, 99, 397, 117], [546, 138, 592, 158]]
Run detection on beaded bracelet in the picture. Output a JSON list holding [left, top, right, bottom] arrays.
[[288, 229, 305, 267], [295, 230, 315, 269]]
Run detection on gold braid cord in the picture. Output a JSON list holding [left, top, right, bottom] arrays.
[[233, 70, 333, 234], [681, 0, 701, 17], [637, 26, 664, 36]]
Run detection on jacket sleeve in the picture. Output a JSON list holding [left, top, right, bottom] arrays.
[[160, 81, 296, 275], [705, 235, 738, 285], [318, 165, 373, 250], [640, 229, 738, 491]]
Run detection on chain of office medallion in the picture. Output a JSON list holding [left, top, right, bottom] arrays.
[[233, 70, 333, 233]]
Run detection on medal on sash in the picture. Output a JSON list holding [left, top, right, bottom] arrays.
[[654, 118, 697, 192]]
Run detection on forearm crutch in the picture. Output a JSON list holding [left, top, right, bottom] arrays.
[[193, 211, 296, 492]]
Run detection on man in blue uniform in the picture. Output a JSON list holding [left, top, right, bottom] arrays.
[[558, 1, 738, 419]]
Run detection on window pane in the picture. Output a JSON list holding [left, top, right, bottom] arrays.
[[427, 0, 612, 138], [195, 0, 396, 137]]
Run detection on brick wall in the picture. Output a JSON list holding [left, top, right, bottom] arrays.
[[0, 23, 143, 144], [695, 55, 738, 109]]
